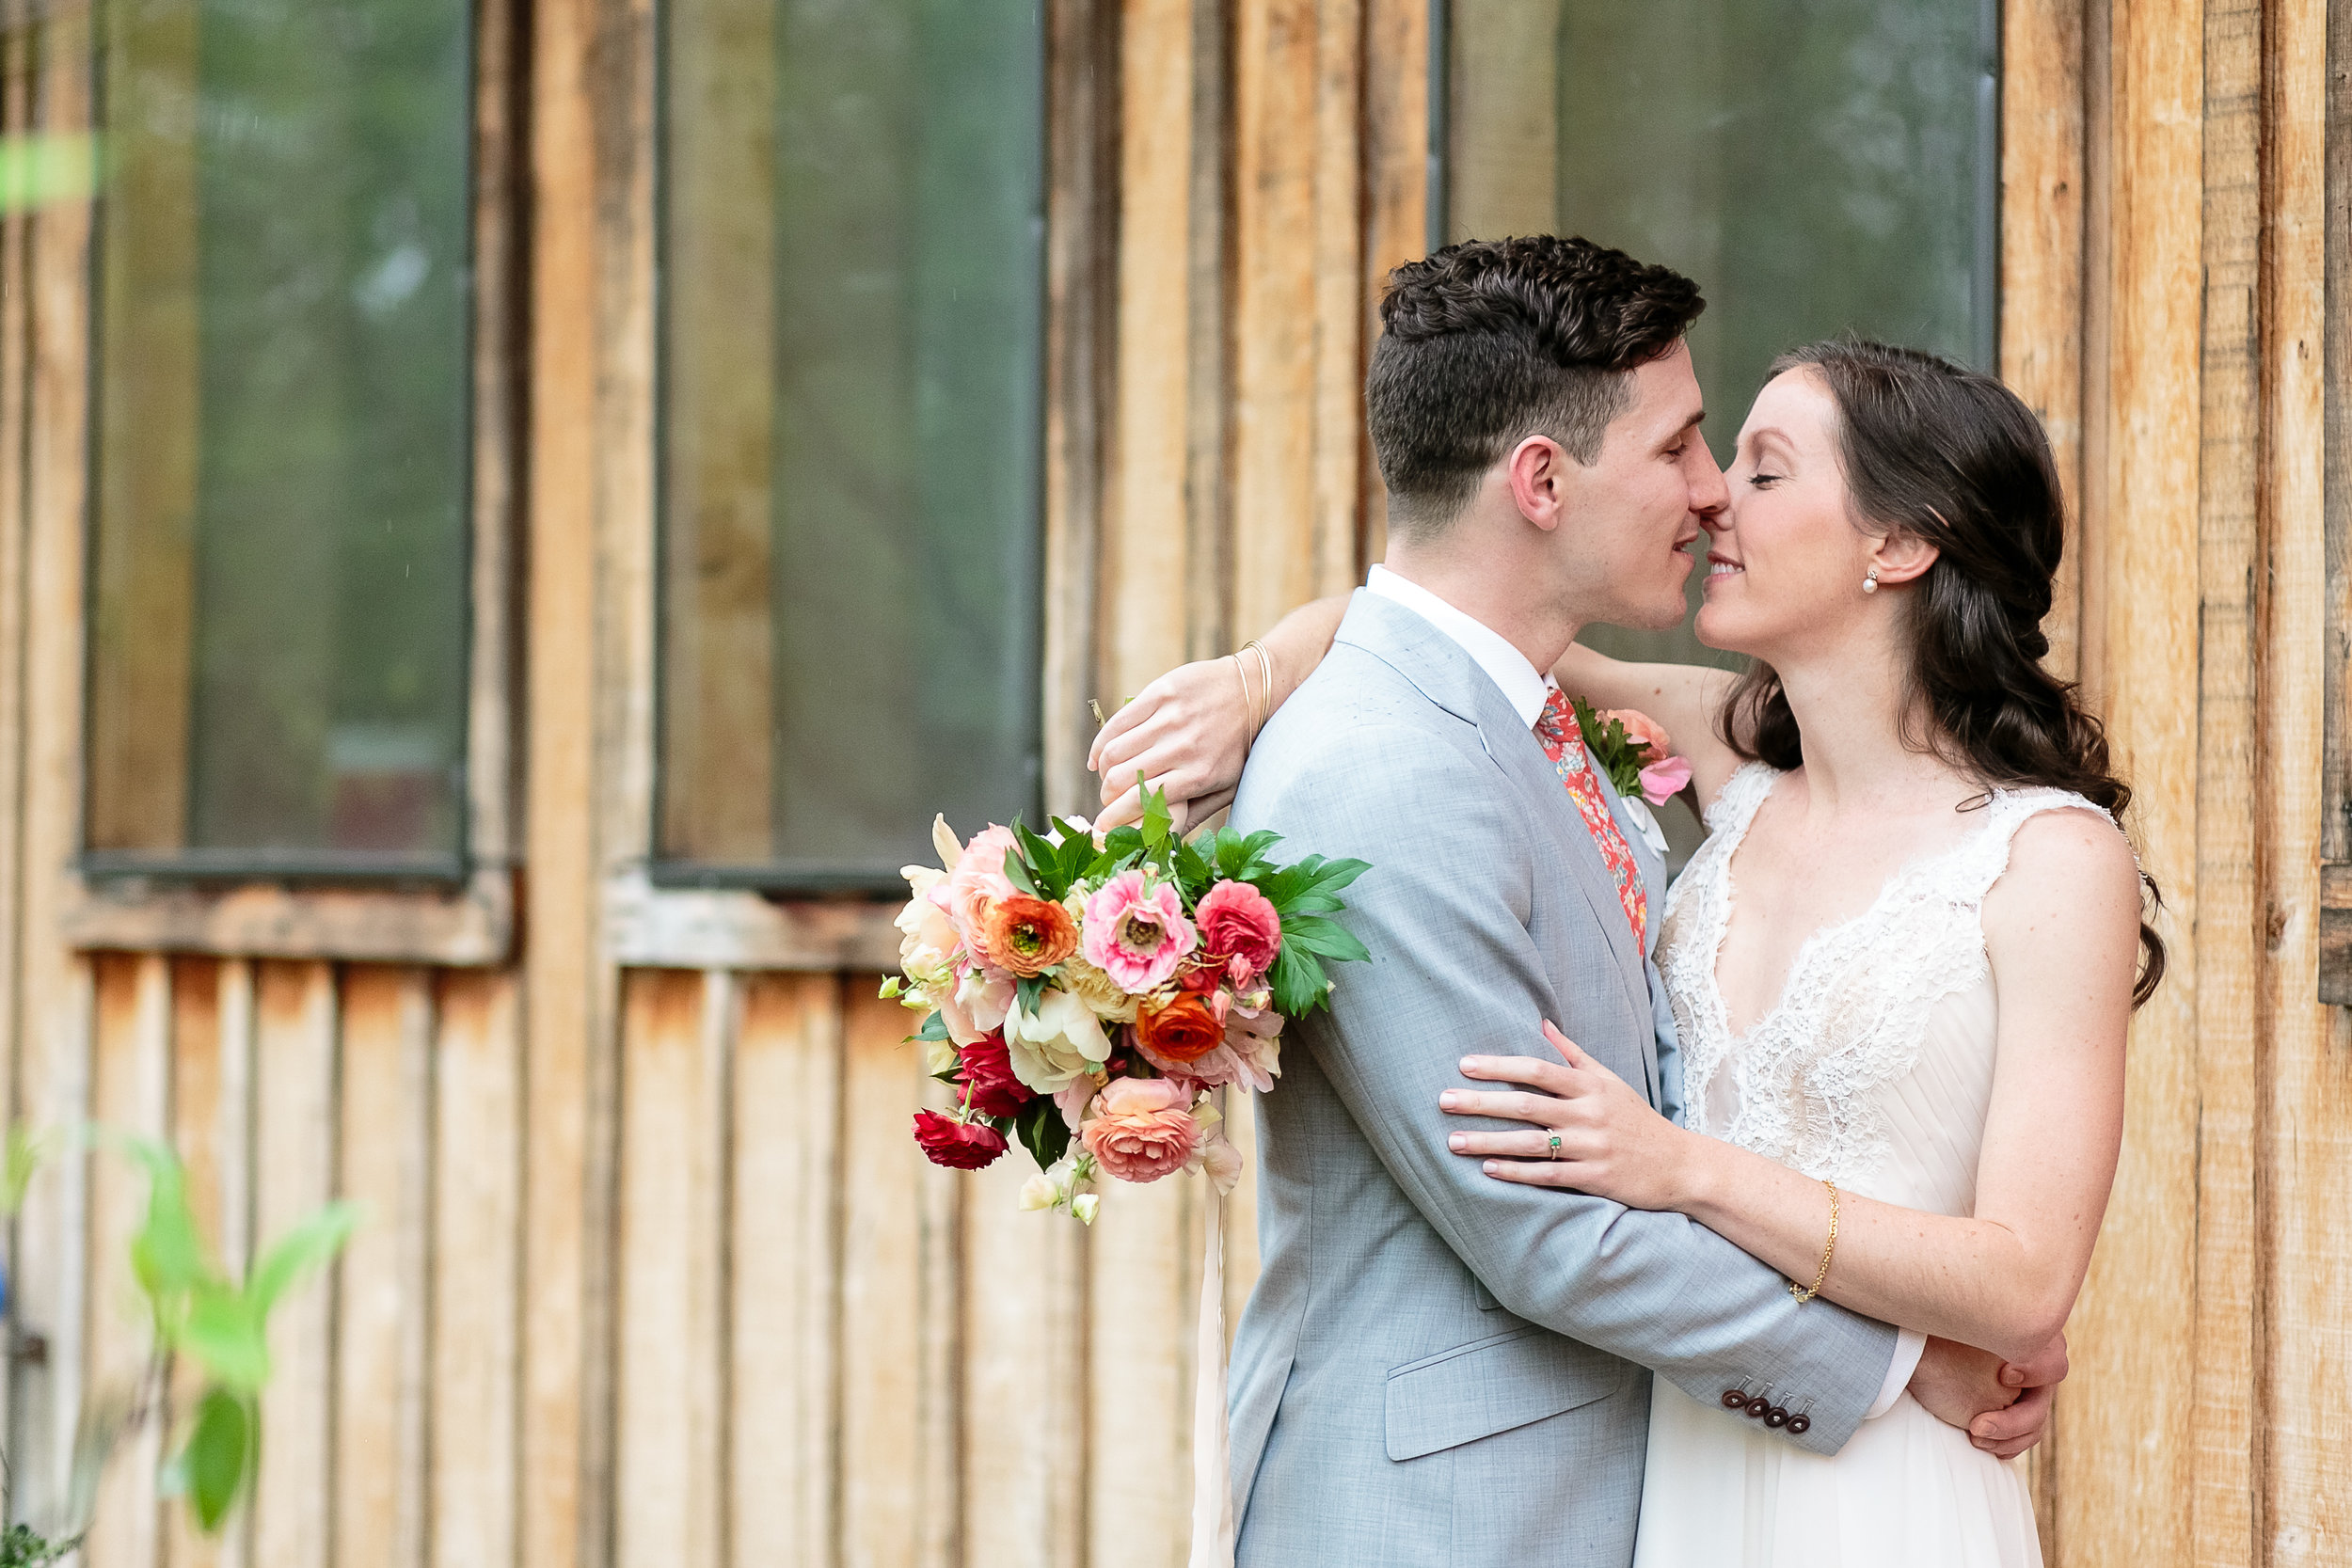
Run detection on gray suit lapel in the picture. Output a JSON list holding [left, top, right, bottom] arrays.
[[1334, 594, 1655, 1033]]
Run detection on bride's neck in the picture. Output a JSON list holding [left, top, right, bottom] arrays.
[[1772, 641, 1961, 817]]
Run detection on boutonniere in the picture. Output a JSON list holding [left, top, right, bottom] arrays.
[[1569, 697, 1693, 858]]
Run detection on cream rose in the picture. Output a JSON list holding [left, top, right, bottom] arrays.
[[1004, 987, 1111, 1094]]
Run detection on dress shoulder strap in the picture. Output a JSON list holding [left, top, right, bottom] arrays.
[[1946, 787, 2123, 904], [1699, 761, 1782, 839]]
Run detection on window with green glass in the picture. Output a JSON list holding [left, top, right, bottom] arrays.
[[1441, 0, 1996, 863], [1443, 0, 1998, 672], [656, 0, 1045, 891], [86, 0, 475, 878]]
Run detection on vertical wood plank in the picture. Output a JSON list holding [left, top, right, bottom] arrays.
[[1041, 0, 1121, 816], [165, 958, 226, 1568], [523, 0, 612, 1559], [250, 962, 340, 1568], [1108, 0, 1208, 693], [13, 0, 99, 1526], [2000, 0, 2088, 682], [210, 958, 258, 1568], [729, 974, 842, 1568], [1439, 0, 1559, 243], [82, 954, 169, 1568], [2062, 1, 2205, 1562], [612, 969, 726, 1568], [335, 968, 434, 1568], [1085, 1170, 1197, 1568], [1358, 0, 1431, 565], [1232, 0, 1366, 641], [962, 1069, 1082, 1568], [2258, 4, 2348, 1564], [2187, 8, 2263, 1561], [2322, 0, 2352, 871], [433, 972, 523, 1568], [837, 983, 959, 1568]]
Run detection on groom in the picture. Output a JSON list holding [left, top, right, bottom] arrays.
[[1224, 237, 2040, 1565]]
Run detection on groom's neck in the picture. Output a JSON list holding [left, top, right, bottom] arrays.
[[1379, 547, 1581, 674]]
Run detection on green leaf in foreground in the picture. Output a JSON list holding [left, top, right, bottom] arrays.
[[1014, 1097, 1071, 1172], [176, 1387, 255, 1533]]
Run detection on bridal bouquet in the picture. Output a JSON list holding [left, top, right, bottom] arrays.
[[888, 791, 1368, 1221]]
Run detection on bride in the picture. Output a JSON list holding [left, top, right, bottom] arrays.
[[1089, 340, 2161, 1566]]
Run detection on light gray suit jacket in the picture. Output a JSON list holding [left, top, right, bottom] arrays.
[[1226, 592, 1897, 1567]]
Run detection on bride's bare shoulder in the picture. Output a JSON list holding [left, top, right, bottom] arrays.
[[1981, 806, 2142, 954]]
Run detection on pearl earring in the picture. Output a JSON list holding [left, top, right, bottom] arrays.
[[1863, 567, 1881, 594]]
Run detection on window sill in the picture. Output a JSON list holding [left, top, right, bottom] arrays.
[[603, 868, 900, 972], [60, 865, 514, 966]]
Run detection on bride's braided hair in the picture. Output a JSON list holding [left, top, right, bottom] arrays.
[[1722, 340, 2168, 1006]]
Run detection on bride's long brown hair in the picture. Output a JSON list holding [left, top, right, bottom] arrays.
[[1720, 340, 2168, 1007]]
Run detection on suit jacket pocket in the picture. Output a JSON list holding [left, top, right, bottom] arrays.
[[1383, 1326, 1632, 1462]]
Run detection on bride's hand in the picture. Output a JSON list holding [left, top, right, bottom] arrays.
[[1089, 657, 1254, 831], [1438, 1022, 1698, 1211]]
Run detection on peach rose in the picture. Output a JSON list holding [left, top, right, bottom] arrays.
[[1599, 707, 1671, 760], [979, 893, 1079, 977], [933, 824, 1019, 944], [1079, 1078, 1202, 1183]]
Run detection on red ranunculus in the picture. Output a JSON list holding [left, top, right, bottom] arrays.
[[913, 1109, 1008, 1170], [958, 1032, 1035, 1119]]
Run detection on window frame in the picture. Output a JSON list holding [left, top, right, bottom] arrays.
[[642, 0, 1053, 899], [58, 0, 521, 965]]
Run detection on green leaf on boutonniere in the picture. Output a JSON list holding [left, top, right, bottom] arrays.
[[1569, 694, 1652, 798]]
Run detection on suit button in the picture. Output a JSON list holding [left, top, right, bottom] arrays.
[[1720, 1389, 1749, 1410], [1743, 1396, 1772, 1419], [1764, 1406, 1789, 1428], [1786, 1414, 1812, 1435]]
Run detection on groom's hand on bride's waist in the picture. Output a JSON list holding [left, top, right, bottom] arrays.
[[1905, 1333, 2065, 1460]]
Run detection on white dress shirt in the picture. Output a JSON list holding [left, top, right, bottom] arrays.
[[1359, 565, 1926, 1417]]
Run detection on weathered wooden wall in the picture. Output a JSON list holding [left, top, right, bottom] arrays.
[[0, 2, 2344, 1566]]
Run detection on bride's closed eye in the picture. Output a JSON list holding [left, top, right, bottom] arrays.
[[1747, 471, 1785, 488]]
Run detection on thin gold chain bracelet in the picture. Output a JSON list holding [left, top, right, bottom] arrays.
[[1789, 1179, 1839, 1305]]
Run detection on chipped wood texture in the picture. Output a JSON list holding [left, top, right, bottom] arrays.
[[2002, 0, 2089, 682], [2256, 6, 2347, 1564], [430, 972, 523, 1568], [250, 963, 340, 1568], [333, 968, 433, 1568]]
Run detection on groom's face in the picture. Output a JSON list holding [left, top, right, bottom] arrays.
[[1553, 341, 1726, 630]]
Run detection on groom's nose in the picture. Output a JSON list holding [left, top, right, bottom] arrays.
[[1688, 440, 1729, 520]]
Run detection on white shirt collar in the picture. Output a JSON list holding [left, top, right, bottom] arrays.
[[1364, 563, 1554, 728]]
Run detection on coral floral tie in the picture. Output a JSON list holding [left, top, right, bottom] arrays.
[[1534, 686, 1647, 951]]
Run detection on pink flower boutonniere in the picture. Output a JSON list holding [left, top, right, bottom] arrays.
[[1572, 698, 1694, 807]]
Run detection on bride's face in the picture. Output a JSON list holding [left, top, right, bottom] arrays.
[[1694, 369, 1877, 658]]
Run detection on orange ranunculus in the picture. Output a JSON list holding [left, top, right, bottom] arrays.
[[979, 893, 1079, 977], [1135, 990, 1224, 1065]]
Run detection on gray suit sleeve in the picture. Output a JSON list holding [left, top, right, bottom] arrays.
[[1252, 724, 1898, 1454]]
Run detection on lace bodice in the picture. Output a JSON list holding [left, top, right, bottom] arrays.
[[1655, 762, 2116, 1197]]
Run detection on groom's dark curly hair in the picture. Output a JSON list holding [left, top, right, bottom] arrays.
[[1368, 235, 1704, 538]]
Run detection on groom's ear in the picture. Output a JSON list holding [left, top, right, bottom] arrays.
[[1868, 527, 1940, 586], [1505, 434, 1572, 531]]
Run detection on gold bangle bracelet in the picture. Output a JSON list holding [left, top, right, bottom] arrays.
[[1789, 1179, 1839, 1305], [1243, 639, 1275, 735], [1229, 652, 1258, 738]]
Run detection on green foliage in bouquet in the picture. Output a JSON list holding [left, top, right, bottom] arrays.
[[995, 785, 1371, 1020]]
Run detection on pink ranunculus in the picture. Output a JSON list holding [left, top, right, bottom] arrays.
[[933, 825, 1019, 947], [1193, 879, 1282, 980], [1601, 707, 1673, 759], [1079, 1077, 1202, 1182], [1080, 870, 1198, 992], [1637, 754, 1694, 807]]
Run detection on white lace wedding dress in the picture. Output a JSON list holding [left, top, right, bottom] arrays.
[[1630, 763, 2101, 1568]]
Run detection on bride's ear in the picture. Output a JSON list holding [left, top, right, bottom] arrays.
[[1867, 527, 1939, 588]]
